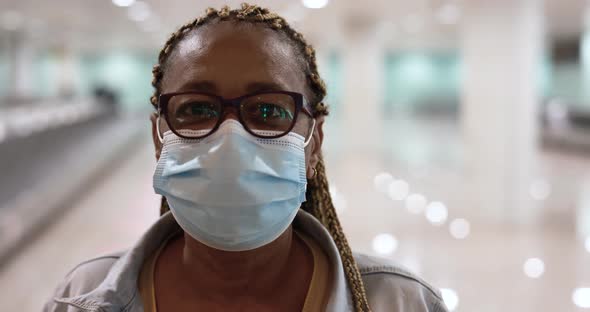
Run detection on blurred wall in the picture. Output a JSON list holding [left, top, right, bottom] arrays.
[[79, 51, 155, 111]]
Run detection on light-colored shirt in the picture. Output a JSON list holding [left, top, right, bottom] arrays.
[[44, 210, 448, 312], [136, 229, 331, 311], [136, 231, 172, 312], [297, 229, 331, 311]]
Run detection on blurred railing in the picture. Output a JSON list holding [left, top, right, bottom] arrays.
[[0, 99, 108, 144], [0, 98, 144, 268]]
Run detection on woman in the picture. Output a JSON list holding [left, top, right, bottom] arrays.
[[44, 4, 447, 312]]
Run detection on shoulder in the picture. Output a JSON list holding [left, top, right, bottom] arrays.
[[43, 252, 124, 311], [60, 252, 123, 293], [353, 253, 448, 312]]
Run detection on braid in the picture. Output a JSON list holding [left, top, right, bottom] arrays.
[[153, 3, 369, 311], [302, 157, 371, 311]]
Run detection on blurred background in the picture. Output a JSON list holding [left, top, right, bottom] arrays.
[[0, 0, 589, 311]]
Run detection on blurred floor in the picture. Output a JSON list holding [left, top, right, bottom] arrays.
[[0, 113, 146, 267], [0, 116, 589, 311], [0, 124, 161, 312], [325, 117, 590, 312]]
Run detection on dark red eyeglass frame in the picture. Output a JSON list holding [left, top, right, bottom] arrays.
[[158, 90, 314, 140]]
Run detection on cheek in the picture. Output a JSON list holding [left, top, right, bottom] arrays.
[[159, 117, 171, 133], [292, 115, 315, 143], [291, 118, 308, 138]]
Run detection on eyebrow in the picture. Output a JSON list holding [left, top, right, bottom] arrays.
[[176, 80, 289, 95], [245, 82, 288, 93]]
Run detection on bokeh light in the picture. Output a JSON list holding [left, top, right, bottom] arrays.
[[302, 0, 329, 9], [572, 288, 590, 308], [388, 179, 410, 200], [529, 179, 551, 201], [449, 218, 470, 239], [372, 233, 398, 255], [405, 193, 427, 214], [440, 288, 459, 311], [425, 201, 448, 225], [523, 258, 545, 279], [112, 0, 135, 7], [374, 172, 394, 193], [329, 185, 348, 213]]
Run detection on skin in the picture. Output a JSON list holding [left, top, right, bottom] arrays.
[[149, 20, 325, 311]]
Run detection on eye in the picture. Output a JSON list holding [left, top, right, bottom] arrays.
[[247, 103, 293, 121], [177, 101, 219, 119]]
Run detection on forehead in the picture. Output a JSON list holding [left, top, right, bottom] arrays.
[[161, 20, 307, 96]]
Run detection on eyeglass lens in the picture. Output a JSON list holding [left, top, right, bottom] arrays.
[[167, 93, 296, 137]]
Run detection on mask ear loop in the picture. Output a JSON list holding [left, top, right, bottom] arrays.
[[156, 114, 164, 143], [303, 118, 316, 147]]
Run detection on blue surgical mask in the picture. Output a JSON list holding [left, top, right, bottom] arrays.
[[153, 119, 312, 251]]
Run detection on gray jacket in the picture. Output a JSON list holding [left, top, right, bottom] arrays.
[[43, 210, 448, 312]]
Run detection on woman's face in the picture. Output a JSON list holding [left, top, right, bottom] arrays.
[[150, 20, 324, 178]]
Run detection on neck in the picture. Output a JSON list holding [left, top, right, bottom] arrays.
[[178, 226, 297, 298]]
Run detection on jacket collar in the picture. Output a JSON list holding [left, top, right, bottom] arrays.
[[58, 210, 353, 311]]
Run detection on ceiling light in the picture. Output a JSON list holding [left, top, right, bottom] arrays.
[[302, 0, 329, 9], [112, 0, 135, 7]]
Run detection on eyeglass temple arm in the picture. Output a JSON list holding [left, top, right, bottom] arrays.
[[303, 118, 316, 147], [156, 114, 164, 143]]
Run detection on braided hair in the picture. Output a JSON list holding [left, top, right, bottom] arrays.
[[151, 4, 371, 311]]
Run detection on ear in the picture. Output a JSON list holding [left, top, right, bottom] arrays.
[[150, 112, 162, 160], [306, 116, 325, 179]]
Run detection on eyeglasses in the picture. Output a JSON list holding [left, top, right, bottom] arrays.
[[157, 91, 314, 141]]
